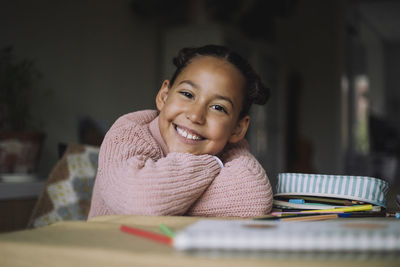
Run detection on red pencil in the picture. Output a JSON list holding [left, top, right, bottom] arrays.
[[120, 225, 172, 245]]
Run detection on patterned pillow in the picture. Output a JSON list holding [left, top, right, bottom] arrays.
[[27, 143, 99, 228]]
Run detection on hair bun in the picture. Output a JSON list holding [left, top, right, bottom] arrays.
[[253, 78, 270, 105], [247, 73, 270, 106]]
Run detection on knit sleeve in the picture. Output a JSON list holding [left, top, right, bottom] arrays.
[[187, 140, 273, 217], [92, 119, 221, 217]]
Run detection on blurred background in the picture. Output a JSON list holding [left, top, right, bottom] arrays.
[[1, 0, 400, 204]]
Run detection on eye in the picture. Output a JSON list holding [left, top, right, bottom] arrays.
[[211, 104, 227, 114], [179, 91, 193, 99]]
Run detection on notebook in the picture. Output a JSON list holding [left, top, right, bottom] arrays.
[[273, 199, 382, 212], [273, 199, 347, 210], [174, 219, 400, 252]]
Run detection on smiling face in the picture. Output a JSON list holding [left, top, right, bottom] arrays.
[[156, 56, 250, 156]]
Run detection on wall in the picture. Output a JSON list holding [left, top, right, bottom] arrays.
[[0, 0, 159, 177], [359, 18, 386, 117], [275, 0, 346, 174], [385, 43, 400, 129]]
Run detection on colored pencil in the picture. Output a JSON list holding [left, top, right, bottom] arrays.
[[271, 211, 342, 216], [255, 212, 337, 220], [159, 223, 175, 238], [300, 204, 372, 213], [279, 196, 365, 206], [120, 225, 172, 245], [338, 211, 387, 218], [280, 213, 338, 222]]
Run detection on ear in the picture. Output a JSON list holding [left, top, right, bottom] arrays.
[[156, 80, 170, 111], [228, 115, 250, 143]]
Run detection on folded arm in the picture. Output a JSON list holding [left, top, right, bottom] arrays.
[[187, 140, 273, 217], [95, 122, 221, 216]]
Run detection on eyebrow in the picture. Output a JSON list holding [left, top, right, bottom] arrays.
[[178, 80, 234, 107]]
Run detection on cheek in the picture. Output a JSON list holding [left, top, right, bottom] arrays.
[[160, 101, 179, 121], [208, 118, 235, 139]]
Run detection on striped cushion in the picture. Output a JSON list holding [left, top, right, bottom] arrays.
[[275, 173, 389, 208]]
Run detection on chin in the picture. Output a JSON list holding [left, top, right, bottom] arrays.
[[170, 147, 203, 155]]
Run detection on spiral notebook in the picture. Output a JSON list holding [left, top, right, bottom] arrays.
[[174, 219, 400, 252]]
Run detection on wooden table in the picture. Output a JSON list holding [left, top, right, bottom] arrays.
[[0, 215, 399, 267]]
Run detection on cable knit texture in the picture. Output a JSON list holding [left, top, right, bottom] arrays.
[[88, 110, 273, 219]]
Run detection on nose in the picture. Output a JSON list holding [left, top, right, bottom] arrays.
[[186, 105, 206, 125]]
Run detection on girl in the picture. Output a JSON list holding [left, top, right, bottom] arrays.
[[88, 45, 273, 218]]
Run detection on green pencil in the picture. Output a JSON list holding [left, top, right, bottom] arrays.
[[159, 223, 175, 238]]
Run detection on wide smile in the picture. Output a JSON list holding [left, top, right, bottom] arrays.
[[173, 123, 205, 141]]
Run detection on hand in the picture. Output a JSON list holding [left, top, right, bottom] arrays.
[[219, 139, 250, 163]]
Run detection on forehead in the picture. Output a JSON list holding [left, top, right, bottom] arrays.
[[182, 56, 241, 77], [176, 56, 245, 94]]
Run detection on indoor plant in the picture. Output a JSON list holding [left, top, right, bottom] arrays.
[[0, 46, 46, 177]]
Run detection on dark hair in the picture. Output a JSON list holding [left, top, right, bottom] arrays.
[[169, 44, 270, 119]]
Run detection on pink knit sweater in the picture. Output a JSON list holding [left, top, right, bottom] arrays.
[[88, 110, 273, 219]]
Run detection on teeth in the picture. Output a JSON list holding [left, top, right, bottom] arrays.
[[176, 126, 201, 140]]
